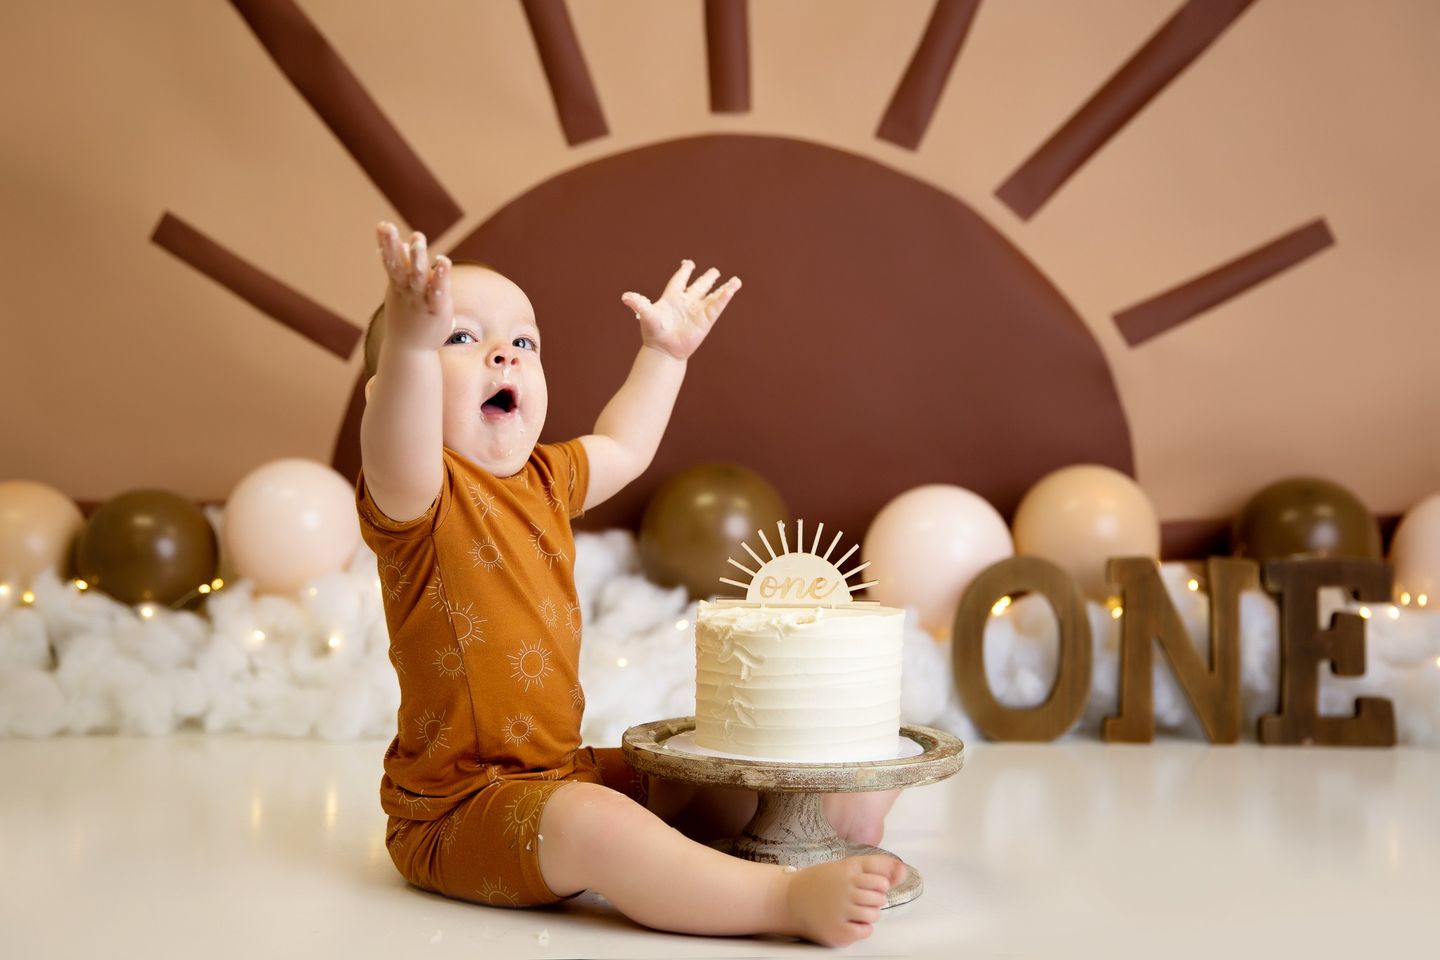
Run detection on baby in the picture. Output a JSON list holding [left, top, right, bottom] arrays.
[[358, 221, 903, 947]]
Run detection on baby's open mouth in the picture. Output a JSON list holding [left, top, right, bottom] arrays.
[[482, 387, 518, 418]]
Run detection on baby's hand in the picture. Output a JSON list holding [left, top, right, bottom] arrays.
[[622, 260, 741, 361], [376, 221, 453, 354]]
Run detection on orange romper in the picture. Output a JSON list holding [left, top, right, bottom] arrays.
[[357, 441, 648, 907]]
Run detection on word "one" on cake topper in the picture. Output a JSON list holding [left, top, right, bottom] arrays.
[[719, 520, 878, 605]]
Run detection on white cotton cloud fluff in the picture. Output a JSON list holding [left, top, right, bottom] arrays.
[[2, 527, 1438, 747]]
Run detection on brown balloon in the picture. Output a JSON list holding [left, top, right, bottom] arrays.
[[639, 464, 789, 600], [1231, 477, 1381, 566], [75, 490, 219, 606]]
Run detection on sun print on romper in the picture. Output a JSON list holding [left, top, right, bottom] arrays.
[[415, 709, 451, 757], [469, 538, 503, 571], [466, 484, 501, 522], [440, 806, 466, 854], [426, 573, 450, 611], [377, 556, 409, 603], [389, 647, 407, 676], [565, 600, 582, 639], [503, 712, 536, 747], [537, 597, 559, 627], [446, 600, 486, 647], [394, 784, 430, 814], [543, 479, 564, 514], [528, 522, 567, 569], [434, 645, 465, 679], [569, 682, 585, 711], [502, 785, 546, 850], [476, 877, 521, 907], [508, 639, 554, 692], [386, 818, 410, 850]]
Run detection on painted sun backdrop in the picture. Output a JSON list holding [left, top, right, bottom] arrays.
[[5, 0, 1440, 553]]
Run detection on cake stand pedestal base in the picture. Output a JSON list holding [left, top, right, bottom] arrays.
[[622, 718, 964, 908]]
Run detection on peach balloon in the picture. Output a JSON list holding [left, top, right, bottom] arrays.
[[222, 460, 361, 595], [1389, 493, 1440, 607], [0, 480, 85, 588], [862, 484, 1013, 635], [1012, 464, 1159, 601]]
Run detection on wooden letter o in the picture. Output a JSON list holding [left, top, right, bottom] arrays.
[[952, 555, 1092, 741]]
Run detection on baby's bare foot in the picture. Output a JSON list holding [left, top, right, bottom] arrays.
[[823, 789, 900, 847], [783, 854, 906, 947]]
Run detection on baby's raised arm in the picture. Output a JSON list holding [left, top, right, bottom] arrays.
[[359, 222, 453, 523], [580, 260, 741, 511]]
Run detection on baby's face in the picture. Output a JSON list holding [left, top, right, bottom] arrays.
[[440, 266, 548, 476]]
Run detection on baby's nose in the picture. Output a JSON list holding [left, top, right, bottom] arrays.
[[490, 350, 518, 366]]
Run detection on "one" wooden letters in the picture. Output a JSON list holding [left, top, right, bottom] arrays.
[[952, 555, 1396, 746]]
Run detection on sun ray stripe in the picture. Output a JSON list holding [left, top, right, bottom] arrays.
[[995, 0, 1259, 220], [719, 577, 750, 591], [875, 0, 982, 149], [1112, 219, 1334, 347], [810, 522, 824, 554], [834, 543, 860, 568], [853, 579, 881, 592], [727, 556, 757, 577], [778, 521, 789, 554], [705, 0, 751, 113], [757, 529, 779, 560], [227, 0, 462, 236], [520, 0, 608, 145], [841, 560, 873, 580], [822, 531, 843, 562], [152, 213, 361, 358], [796, 519, 805, 556], [741, 540, 766, 569]]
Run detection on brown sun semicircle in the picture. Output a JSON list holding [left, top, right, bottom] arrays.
[[334, 134, 1133, 536]]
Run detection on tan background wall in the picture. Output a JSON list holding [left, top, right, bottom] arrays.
[[3, 0, 1438, 530]]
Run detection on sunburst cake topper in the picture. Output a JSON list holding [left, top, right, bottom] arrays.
[[718, 520, 878, 605]]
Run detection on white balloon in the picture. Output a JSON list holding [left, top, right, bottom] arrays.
[[862, 485, 1013, 635], [1390, 493, 1440, 606], [222, 460, 360, 595]]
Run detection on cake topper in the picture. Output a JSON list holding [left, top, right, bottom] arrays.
[[718, 520, 878, 605]]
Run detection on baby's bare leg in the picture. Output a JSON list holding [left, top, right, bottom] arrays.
[[651, 779, 899, 848], [646, 778, 756, 843], [538, 782, 902, 946]]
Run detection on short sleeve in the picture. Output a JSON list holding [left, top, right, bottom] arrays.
[[355, 458, 454, 545], [533, 439, 590, 520]]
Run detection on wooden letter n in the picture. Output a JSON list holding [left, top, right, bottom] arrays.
[[1102, 557, 1256, 744]]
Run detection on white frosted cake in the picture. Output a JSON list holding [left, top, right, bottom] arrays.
[[693, 600, 905, 762]]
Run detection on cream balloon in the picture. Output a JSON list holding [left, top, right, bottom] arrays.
[[222, 459, 361, 595], [1389, 493, 1440, 606], [0, 480, 85, 588], [862, 484, 1013, 635], [1012, 464, 1159, 602]]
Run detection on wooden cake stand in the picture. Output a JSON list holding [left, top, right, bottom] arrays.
[[621, 717, 965, 907]]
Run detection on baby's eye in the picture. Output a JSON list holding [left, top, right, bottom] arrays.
[[447, 331, 475, 345], [513, 336, 537, 351]]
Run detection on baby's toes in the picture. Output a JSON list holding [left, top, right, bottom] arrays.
[[854, 872, 891, 894], [853, 888, 888, 909], [879, 857, 907, 888], [846, 902, 882, 924]]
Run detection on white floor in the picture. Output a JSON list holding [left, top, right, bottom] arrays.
[[1, 736, 1435, 959]]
